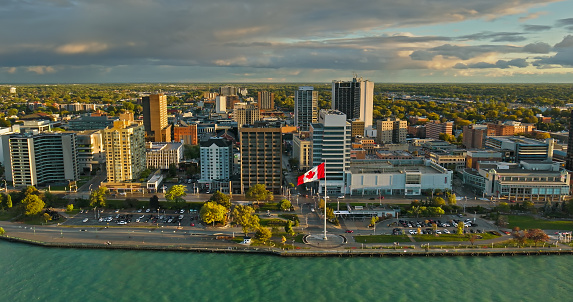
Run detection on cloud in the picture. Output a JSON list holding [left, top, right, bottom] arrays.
[[522, 24, 552, 31], [458, 31, 527, 42], [522, 42, 552, 53], [534, 36, 573, 67], [556, 18, 573, 27], [518, 11, 548, 22], [454, 58, 529, 69], [0, 0, 567, 82]]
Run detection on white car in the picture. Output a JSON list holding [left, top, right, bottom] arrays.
[[82, 218, 89, 223], [436, 230, 442, 234], [443, 229, 450, 234]]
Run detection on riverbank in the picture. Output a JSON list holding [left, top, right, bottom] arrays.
[[1, 221, 571, 257]]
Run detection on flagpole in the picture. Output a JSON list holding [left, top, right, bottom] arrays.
[[323, 160, 327, 240]]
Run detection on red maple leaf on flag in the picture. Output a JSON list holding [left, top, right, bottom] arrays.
[[306, 171, 315, 179]]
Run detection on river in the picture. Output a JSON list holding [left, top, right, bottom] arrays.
[[1, 241, 571, 301]]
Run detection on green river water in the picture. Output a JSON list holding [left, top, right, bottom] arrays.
[[1, 241, 571, 302]]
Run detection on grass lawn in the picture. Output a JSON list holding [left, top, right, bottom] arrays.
[[0, 211, 18, 221], [259, 218, 287, 227], [507, 215, 573, 231], [257, 203, 279, 211], [278, 214, 299, 223], [20, 215, 62, 225], [412, 233, 500, 242], [353, 235, 412, 243]]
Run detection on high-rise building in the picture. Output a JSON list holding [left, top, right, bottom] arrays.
[[463, 124, 488, 149], [426, 121, 453, 140], [3, 133, 79, 187], [311, 110, 351, 194], [216, 96, 227, 113], [173, 124, 198, 145], [567, 111, 573, 170], [74, 130, 105, 173], [233, 102, 260, 127], [257, 91, 275, 111], [293, 132, 311, 170], [103, 120, 146, 183], [350, 120, 365, 141], [331, 76, 374, 128], [376, 118, 407, 144], [142, 93, 171, 142], [199, 137, 233, 187], [240, 122, 283, 194], [294, 86, 318, 131], [220, 86, 237, 96]]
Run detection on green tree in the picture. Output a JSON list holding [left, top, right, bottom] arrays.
[[199, 201, 227, 226], [183, 144, 200, 159], [168, 163, 178, 178], [43, 212, 52, 223], [433, 197, 446, 207], [149, 195, 160, 209], [255, 227, 272, 242], [210, 191, 231, 208], [165, 185, 186, 203], [497, 202, 510, 213], [278, 199, 291, 211], [231, 205, 260, 235], [285, 220, 295, 236], [89, 187, 108, 210], [245, 184, 274, 202], [23, 194, 45, 216]]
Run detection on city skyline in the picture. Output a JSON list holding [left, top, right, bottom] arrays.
[[1, 0, 572, 83]]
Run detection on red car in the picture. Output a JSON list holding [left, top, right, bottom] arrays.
[[345, 230, 354, 233], [190, 223, 195, 227]]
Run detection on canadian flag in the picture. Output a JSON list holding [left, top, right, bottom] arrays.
[[297, 162, 325, 186]]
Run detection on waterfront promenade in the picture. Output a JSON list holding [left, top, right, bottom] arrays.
[[1, 220, 571, 257]]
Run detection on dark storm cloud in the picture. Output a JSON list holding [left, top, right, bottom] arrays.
[[522, 42, 552, 54]]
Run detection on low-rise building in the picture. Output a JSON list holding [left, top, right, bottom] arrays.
[[146, 142, 183, 170]]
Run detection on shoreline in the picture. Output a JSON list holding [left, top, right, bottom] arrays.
[[2, 233, 571, 258]]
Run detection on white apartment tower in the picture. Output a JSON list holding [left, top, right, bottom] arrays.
[[199, 138, 233, 185], [331, 76, 374, 129], [310, 110, 351, 194], [294, 86, 318, 132]]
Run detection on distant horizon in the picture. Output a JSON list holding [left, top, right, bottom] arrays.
[[2, 81, 572, 86]]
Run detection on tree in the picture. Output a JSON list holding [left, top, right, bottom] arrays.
[[285, 220, 295, 236], [433, 197, 446, 207], [5, 194, 12, 208], [66, 204, 74, 212], [168, 163, 178, 178], [0, 227, 4, 235], [447, 193, 457, 205], [165, 185, 186, 203], [497, 202, 510, 213], [245, 184, 273, 202], [526, 229, 549, 246], [496, 215, 508, 228], [89, 187, 108, 210], [456, 220, 465, 235], [279, 199, 291, 211], [199, 201, 227, 226], [467, 233, 478, 245], [149, 195, 160, 209], [231, 205, 260, 235], [255, 227, 272, 242], [370, 216, 379, 227], [183, 144, 200, 159], [23, 194, 45, 216], [43, 212, 52, 223], [210, 191, 231, 208]]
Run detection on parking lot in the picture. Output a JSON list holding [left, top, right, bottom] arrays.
[[65, 208, 201, 228]]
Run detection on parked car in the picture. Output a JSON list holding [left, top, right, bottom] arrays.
[[345, 230, 354, 233]]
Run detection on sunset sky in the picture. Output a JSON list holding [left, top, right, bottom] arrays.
[[1, 0, 572, 83]]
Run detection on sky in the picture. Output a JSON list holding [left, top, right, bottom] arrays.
[[1, 0, 573, 83]]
